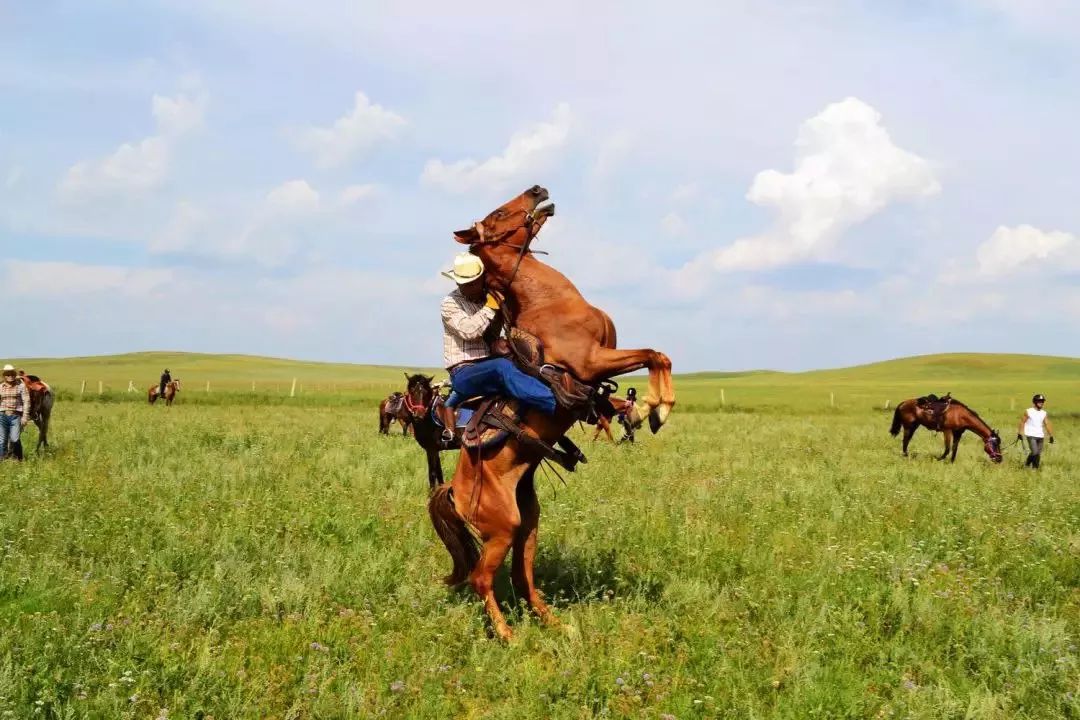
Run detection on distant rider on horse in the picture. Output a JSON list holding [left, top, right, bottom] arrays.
[[159, 368, 171, 400], [437, 252, 556, 440]]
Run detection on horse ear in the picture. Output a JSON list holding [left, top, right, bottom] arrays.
[[454, 227, 480, 244], [403, 371, 410, 381], [425, 375, 434, 382]]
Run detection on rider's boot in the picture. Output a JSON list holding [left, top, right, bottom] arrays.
[[12, 440, 23, 461], [437, 404, 457, 446]]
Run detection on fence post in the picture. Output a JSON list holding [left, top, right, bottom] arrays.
[[206, 381, 210, 394], [830, 392, 835, 408], [98, 380, 103, 395], [720, 388, 725, 406], [80, 380, 85, 397], [252, 381, 256, 392], [884, 399, 890, 409], [290, 378, 297, 398]]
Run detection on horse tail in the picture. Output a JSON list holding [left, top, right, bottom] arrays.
[[889, 405, 903, 436], [427, 484, 479, 587]]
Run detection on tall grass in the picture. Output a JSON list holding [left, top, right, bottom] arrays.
[[0, 358, 1076, 718]]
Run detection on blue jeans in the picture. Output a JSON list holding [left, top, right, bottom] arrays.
[[0, 414, 23, 458], [446, 357, 556, 414]]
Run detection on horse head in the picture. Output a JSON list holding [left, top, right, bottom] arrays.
[[984, 430, 1003, 463], [403, 373, 436, 419], [453, 185, 555, 249]]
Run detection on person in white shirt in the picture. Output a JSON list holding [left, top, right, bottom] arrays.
[[1017, 394, 1055, 469]]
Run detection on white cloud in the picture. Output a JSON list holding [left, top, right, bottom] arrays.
[[700, 97, 940, 272], [265, 179, 321, 215], [963, 0, 1080, 35], [58, 89, 206, 200], [669, 182, 700, 205], [3, 260, 172, 298], [152, 201, 210, 253], [421, 103, 572, 194], [339, 183, 378, 206], [294, 91, 405, 169], [976, 224, 1075, 277], [152, 91, 206, 136], [588, 129, 635, 192], [661, 211, 688, 237]]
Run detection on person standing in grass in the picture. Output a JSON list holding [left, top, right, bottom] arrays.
[[0, 364, 30, 461], [1018, 393, 1055, 469]]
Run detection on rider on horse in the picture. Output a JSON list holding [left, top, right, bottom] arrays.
[[437, 252, 556, 440], [159, 368, 171, 399]]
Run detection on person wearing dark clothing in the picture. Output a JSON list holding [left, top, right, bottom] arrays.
[[159, 369, 171, 399], [619, 387, 638, 444]]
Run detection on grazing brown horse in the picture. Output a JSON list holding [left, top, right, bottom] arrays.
[[890, 394, 1003, 463], [378, 380, 415, 437], [428, 185, 676, 640], [148, 380, 181, 406]]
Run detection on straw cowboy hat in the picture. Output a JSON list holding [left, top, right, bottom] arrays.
[[442, 252, 486, 285], [2, 364, 15, 375]]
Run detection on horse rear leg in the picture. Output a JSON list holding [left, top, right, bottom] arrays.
[[426, 449, 444, 488], [450, 449, 526, 641], [902, 425, 917, 456], [593, 415, 614, 443], [575, 348, 675, 433], [939, 429, 953, 461], [511, 470, 556, 626], [950, 429, 964, 463]]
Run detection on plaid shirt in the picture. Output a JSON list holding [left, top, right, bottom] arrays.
[[442, 289, 497, 369], [0, 380, 30, 420]]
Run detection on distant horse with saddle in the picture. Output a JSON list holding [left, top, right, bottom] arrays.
[[148, 380, 181, 405], [591, 388, 643, 443], [427, 185, 676, 640], [890, 393, 1002, 463], [378, 380, 417, 437], [18, 371, 53, 453]]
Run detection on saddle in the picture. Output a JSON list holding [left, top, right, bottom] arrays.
[[916, 392, 952, 430], [385, 392, 405, 415], [432, 395, 585, 471], [496, 326, 603, 416], [22, 378, 49, 423]]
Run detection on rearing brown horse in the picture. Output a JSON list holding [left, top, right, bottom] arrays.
[[890, 395, 1003, 463], [428, 185, 676, 640]]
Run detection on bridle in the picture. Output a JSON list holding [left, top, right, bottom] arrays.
[[403, 381, 433, 419], [469, 207, 549, 291]]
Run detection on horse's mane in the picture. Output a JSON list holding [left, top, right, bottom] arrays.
[[949, 398, 996, 432]]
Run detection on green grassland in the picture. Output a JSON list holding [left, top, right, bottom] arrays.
[[0, 353, 1077, 718]]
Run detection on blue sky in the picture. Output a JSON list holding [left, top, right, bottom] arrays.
[[3, 1, 1079, 371]]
